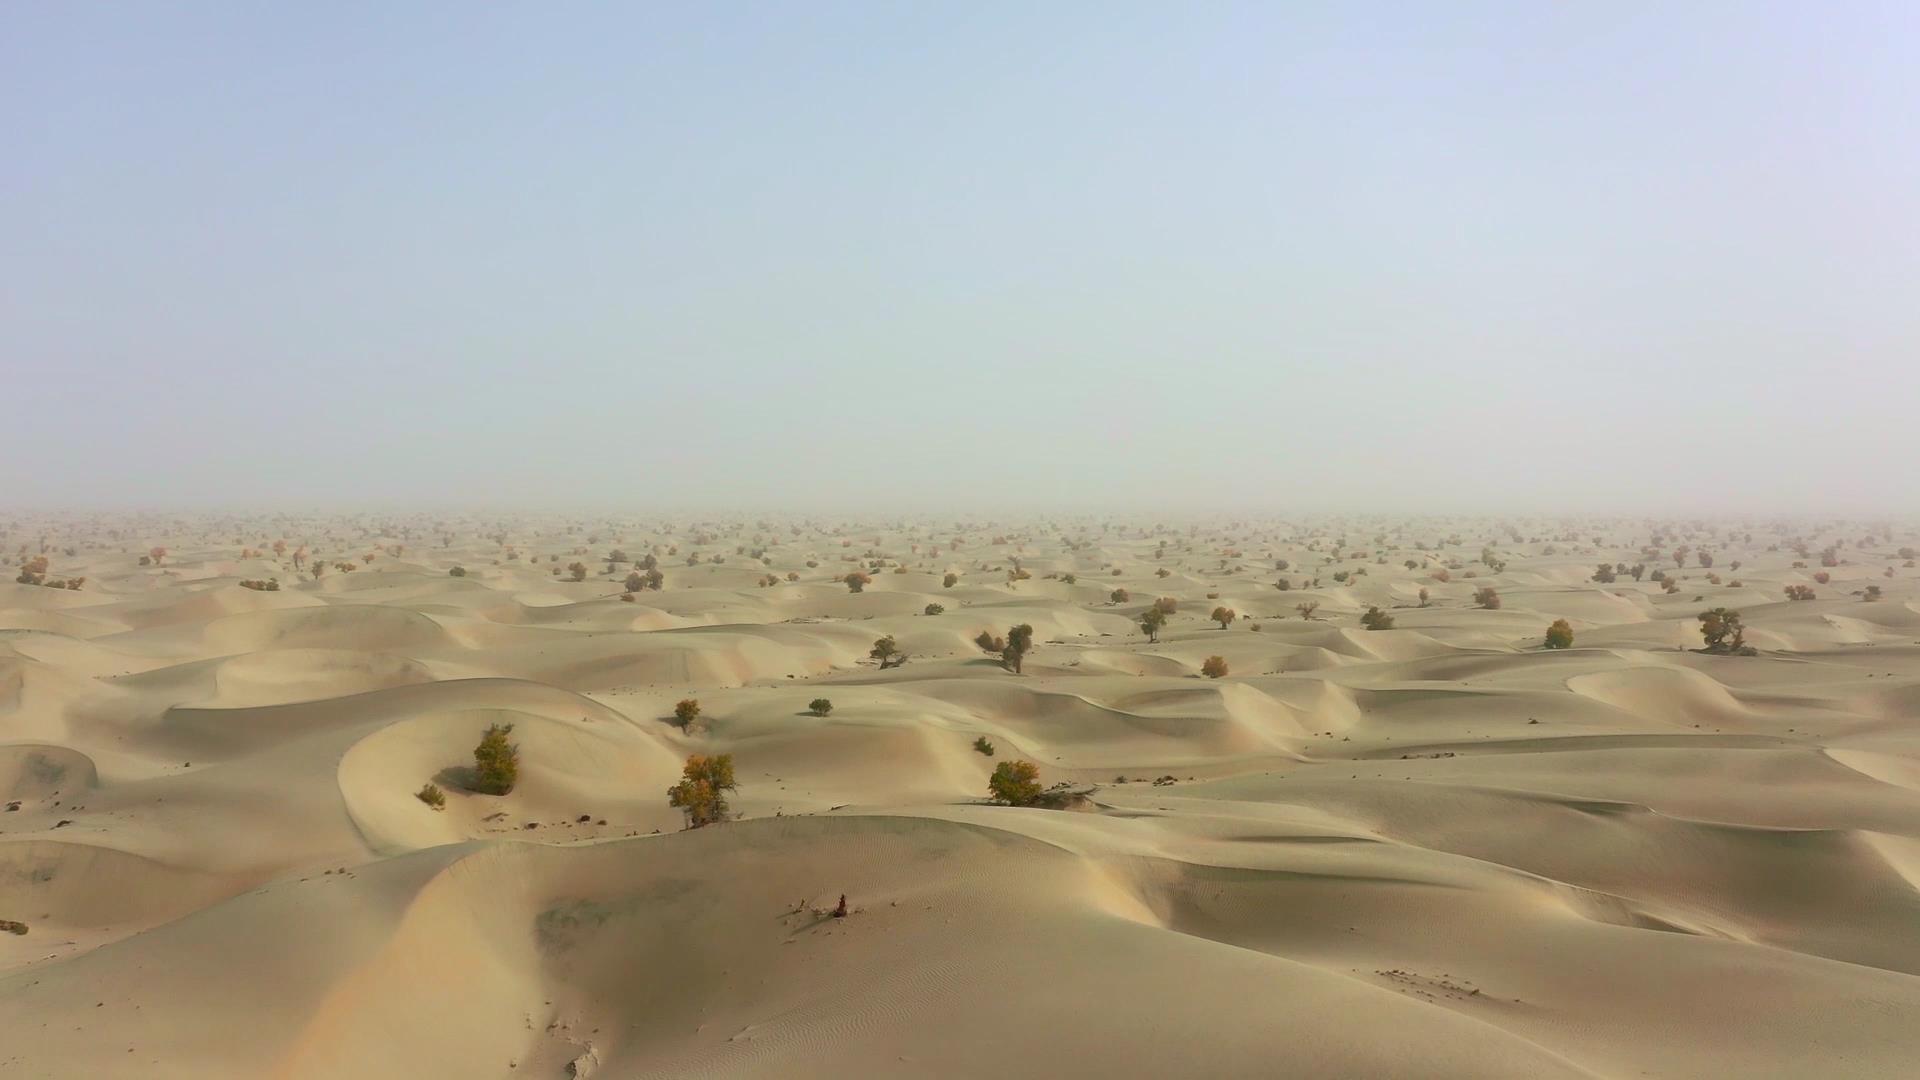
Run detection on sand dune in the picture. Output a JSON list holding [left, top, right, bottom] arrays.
[[3, 515, 1919, 1077]]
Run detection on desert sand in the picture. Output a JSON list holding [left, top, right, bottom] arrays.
[[2, 513, 1919, 1078]]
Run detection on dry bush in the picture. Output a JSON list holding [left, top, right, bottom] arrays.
[[1200, 655, 1229, 678], [1473, 586, 1501, 609]]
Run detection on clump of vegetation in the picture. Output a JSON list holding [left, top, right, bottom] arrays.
[[870, 635, 906, 669], [943, 572, 959, 588], [1211, 606, 1236, 628], [449, 566, 467, 577], [1140, 606, 1166, 642], [1201, 655, 1229, 678], [1111, 587, 1130, 603], [238, 577, 279, 591], [0, 919, 26, 936], [671, 698, 703, 731], [1297, 600, 1321, 620], [1697, 608, 1751, 653], [471, 723, 519, 795], [1544, 618, 1574, 649], [1864, 585, 1883, 602], [1813, 571, 1831, 585], [1360, 606, 1394, 630], [987, 760, 1043, 806], [973, 735, 996, 756], [844, 570, 872, 593], [1002, 624, 1034, 673], [974, 629, 1005, 655], [416, 782, 447, 809], [1154, 596, 1178, 614], [1473, 586, 1501, 610], [668, 753, 737, 828], [1784, 585, 1816, 601]]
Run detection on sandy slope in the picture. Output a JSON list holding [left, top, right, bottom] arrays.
[[3, 514, 1919, 1078]]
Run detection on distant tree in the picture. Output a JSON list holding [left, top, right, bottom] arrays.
[[1211, 606, 1236, 629], [1274, 577, 1291, 591], [1864, 585, 1883, 601], [844, 570, 871, 593], [1813, 571, 1831, 585], [668, 753, 737, 828], [1544, 619, 1574, 649], [449, 566, 467, 577], [1698, 608, 1747, 652], [973, 735, 996, 756], [1297, 601, 1320, 620], [943, 572, 958, 588], [1140, 606, 1167, 642], [1592, 564, 1616, 584], [1154, 596, 1178, 614], [672, 698, 702, 730], [471, 723, 519, 795], [567, 561, 588, 582], [1110, 587, 1130, 604], [924, 602, 944, 615], [1417, 587, 1430, 607], [1784, 584, 1816, 601], [987, 760, 1043, 806], [1359, 606, 1394, 630], [1473, 586, 1501, 609], [975, 629, 1005, 654], [1002, 623, 1034, 673], [870, 635, 905, 669], [149, 546, 167, 566], [808, 698, 833, 716], [1200, 655, 1229, 678]]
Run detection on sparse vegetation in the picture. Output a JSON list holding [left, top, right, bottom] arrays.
[[667, 753, 737, 828], [987, 760, 1043, 806], [1544, 619, 1574, 649], [1297, 601, 1320, 620], [1360, 606, 1394, 630], [471, 723, 519, 796], [416, 782, 446, 809], [1474, 586, 1501, 609], [1201, 655, 1229, 678], [672, 698, 702, 730], [809, 698, 833, 716], [924, 602, 944, 615], [1210, 606, 1235, 628]]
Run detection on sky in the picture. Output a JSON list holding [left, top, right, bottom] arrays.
[[3, 2, 1917, 514]]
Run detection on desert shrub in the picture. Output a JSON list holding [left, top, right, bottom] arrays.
[[1592, 564, 1616, 583], [567, 561, 588, 582], [1417, 587, 1430, 607], [450, 566, 467, 577], [1139, 607, 1166, 642], [672, 698, 702, 730], [943, 572, 958, 588], [1473, 586, 1501, 610], [973, 735, 996, 756], [988, 760, 1043, 806], [1211, 606, 1235, 628], [1544, 619, 1574, 649], [416, 782, 447, 809], [870, 635, 905, 668], [1002, 624, 1034, 672], [238, 578, 279, 591], [975, 630, 1005, 654], [1697, 608, 1747, 652], [667, 753, 737, 828], [1110, 588, 1130, 603], [1663, 579, 1680, 594], [1201, 655, 1229, 678], [1864, 585, 1883, 601], [1154, 596, 1178, 614], [472, 723, 519, 795], [924, 602, 945, 615], [1297, 601, 1320, 620], [1360, 606, 1394, 630], [1274, 577, 1291, 591], [1062, 573, 1077, 585], [1431, 568, 1450, 583], [1405, 559, 1419, 570], [844, 570, 871, 593], [1155, 567, 1171, 578], [1785, 584, 1816, 601], [1813, 571, 1830, 584], [809, 698, 833, 716]]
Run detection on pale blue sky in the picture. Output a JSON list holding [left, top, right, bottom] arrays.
[[4, 2, 1916, 512]]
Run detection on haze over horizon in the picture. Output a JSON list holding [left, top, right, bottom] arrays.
[[5, 2, 1917, 512]]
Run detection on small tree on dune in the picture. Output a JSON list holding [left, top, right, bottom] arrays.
[[1211, 606, 1235, 629], [568, 561, 588, 582], [1111, 588, 1130, 604], [1360, 606, 1394, 630], [1201, 655, 1229, 678], [844, 570, 871, 593], [1698, 608, 1746, 652], [809, 698, 833, 716], [870, 635, 905, 669], [1474, 587, 1501, 610], [1140, 606, 1166, 642], [1544, 619, 1574, 649], [1003, 624, 1034, 673], [668, 753, 737, 828], [672, 698, 702, 731], [1297, 601, 1320, 620], [471, 723, 519, 795], [987, 760, 1043, 806], [975, 629, 1006, 655]]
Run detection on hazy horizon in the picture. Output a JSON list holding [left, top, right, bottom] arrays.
[[6, 2, 1917, 513]]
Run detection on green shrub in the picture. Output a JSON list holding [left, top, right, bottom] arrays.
[[809, 698, 833, 716], [672, 699, 702, 730], [973, 735, 996, 756], [1360, 606, 1394, 630], [1544, 619, 1574, 649], [416, 782, 447, 809], [471, 723, 518, 795], [988, 760, 1042, 806]]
